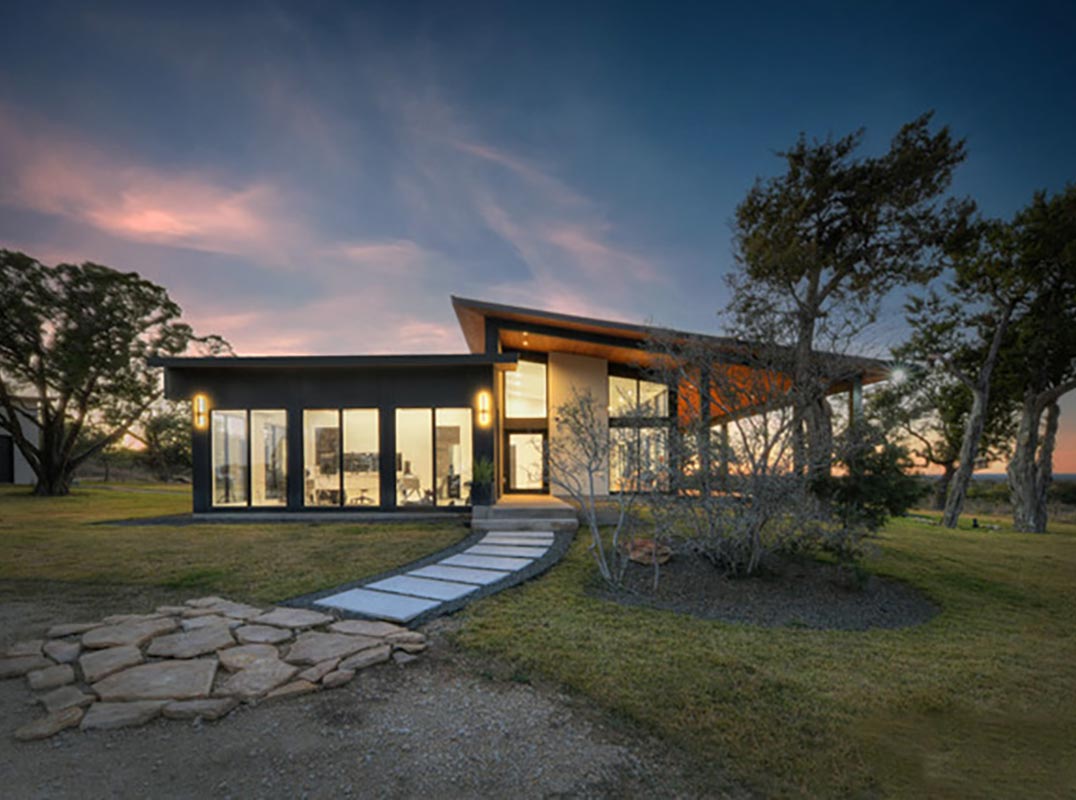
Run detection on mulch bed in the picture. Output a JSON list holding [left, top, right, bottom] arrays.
[[594, 551, 938, 631]]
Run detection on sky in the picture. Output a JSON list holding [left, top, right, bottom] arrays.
[[1, 1, 1074, 470]]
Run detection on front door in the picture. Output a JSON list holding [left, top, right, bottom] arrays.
[[505, 431, 546, 493]]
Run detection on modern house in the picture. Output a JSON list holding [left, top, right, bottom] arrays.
[[154, 296, 887, 515]]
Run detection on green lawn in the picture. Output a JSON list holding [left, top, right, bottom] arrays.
[[3, 485, 1073, 797], [455, 512, 1076, 799], [0, 484, 465, 603]]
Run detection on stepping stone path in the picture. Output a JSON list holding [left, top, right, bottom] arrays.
[[3, 595, 428, 741], [314, 530, 556, 622]]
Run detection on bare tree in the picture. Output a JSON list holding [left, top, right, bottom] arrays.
[[547, 388, 638, 588]]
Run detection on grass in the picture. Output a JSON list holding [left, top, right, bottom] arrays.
[[0, 484, 465, 603], [3, 483, 1073, 797], [454, 511, 1076, 799]]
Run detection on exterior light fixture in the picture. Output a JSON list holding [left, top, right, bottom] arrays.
[[476, 389, 492, 428], [890, 366, 908, 385], [193, 393, 209, 430]]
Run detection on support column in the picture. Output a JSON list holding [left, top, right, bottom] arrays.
[[848, 377, 863, 432]]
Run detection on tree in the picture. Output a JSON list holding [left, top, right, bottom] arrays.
[[731, 113, 971, 491], [0, 251, 227, 495], [869, 356, 1014, 510], [906, 190, 1071, 529], [547, 388, 638, 588], [996, 187, 1076, 532], [135, 402, 194, 482]]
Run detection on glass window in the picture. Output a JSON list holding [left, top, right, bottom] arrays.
[[639, 427, 669, 490], [609, 375, 637, 417], [304, 410, 340, 507], [639, 380, 669, 417], [211, 410, 248, 506], [343, 409, 379, 506], [505, 360, 546, 418], [251, 410, 287, 506], [609, 427, 637, 493], [508, 432, 544, 490], [435, 408, 472, 506], [396, 409, 433, 506]]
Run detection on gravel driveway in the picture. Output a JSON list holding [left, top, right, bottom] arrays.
[[0, 583, 743, 799]]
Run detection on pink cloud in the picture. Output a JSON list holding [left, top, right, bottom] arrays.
[[0, 109, 294, 261]]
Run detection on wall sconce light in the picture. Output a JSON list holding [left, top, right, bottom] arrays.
[[193, 393, 209, 430], [476, 390, 492, 428]]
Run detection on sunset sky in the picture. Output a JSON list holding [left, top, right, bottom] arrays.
[[1, 2, 1074, 471]]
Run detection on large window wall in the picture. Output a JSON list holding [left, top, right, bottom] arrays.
[[608, 374, 670, 492], [303, 409, 380, 507], [211, 409, 287, 507], [505, 359, 547, 418], [396, 408, 473, 507]]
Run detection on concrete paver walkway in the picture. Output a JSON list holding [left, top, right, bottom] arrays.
[[311, 531, 559, 623]]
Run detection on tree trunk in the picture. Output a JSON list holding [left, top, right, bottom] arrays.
[[1008, 398, 1058, 533], [933, 462, 955, 510], [943, 387, 987, 528]]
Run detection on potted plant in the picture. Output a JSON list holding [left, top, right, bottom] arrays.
[[469, 456, 495, 506]]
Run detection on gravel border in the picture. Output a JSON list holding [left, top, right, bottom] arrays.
[[593, 553, 939, 631]]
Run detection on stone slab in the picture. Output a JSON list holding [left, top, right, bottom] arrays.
[[480, 534, 555, 546], [250, 608, 334, 629], [185, 596, 229, 608], [0, 655, 53, 679], [366, 575, 478, 602], [483, 529, 557, 538], [315, 589, 440, 623], [409, 564, 511, 586], [146, 624, 235, 658], [339, 644, 392, 671], [283, 632, 381, 665], [79, 645, 143, 683], [203, 600, 264, 620], [217, 658, 298, 701], [441, 553, 535, 571], [5, 639, 44, 657], [163, 697, 238, 721], [297, 658, 339, 683], [392, 651, 419, 666], [321, 669, 354, 688], [15, 707, 84, 741], [181, 614, 243, 631], [328, 619, 409, 638], [46, 622, 101, 638], [82, 617, 178, 649], [467, 544, 550, 558], [219, 644, 280, 672], [235, 625, 292, 645], [92, 659, 217, 701], [265, 679, 318, 701], [43, 639, 81, 664], [27, 664, 75, 691], [81, 701, 167, 731], [40, 685, 95, 713]]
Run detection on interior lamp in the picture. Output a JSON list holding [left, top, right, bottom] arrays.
[[193, 393, 209, 430], [476, 390, 492, 428]]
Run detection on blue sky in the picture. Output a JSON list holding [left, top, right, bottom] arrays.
[[2, 1, 1074, 462]]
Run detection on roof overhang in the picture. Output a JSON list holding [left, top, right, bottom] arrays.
[[149, 353, 520, 371]]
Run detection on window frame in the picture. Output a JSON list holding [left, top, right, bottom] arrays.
[[211, 408, 289, 508]]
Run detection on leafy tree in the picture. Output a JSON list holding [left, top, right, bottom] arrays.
[[731, 112, 972, 491], [994, 187, 1076, 532], [0, 251, 227, 495], [906, 190, 1071, 529], [135, 402, 193, 482], [870, 356, 1014, 510]]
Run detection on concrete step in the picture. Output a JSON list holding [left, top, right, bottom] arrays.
[[476, 505, 578, 521], [472, 517, 579, 533]]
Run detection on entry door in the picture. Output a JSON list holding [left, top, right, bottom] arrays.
[[506, 432, 546, 492]]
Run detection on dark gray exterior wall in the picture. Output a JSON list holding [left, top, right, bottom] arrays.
[[163, 364, 497, 514]]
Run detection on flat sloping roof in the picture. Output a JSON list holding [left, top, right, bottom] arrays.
[[149, 353, 520, 370], [451, 295, 889, 383]]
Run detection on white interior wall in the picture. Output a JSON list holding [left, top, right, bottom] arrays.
[[547, 352, 609, 496]]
